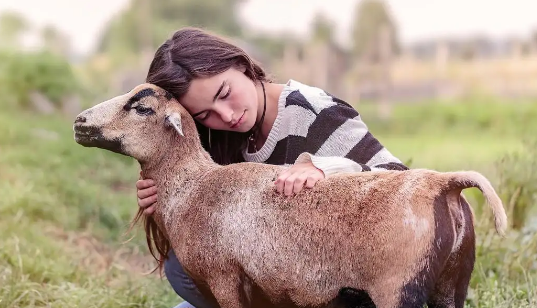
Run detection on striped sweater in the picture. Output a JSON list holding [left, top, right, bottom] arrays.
[[242, 80, 407, 176]]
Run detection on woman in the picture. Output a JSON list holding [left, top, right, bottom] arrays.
[[137, 27, 408, 308]]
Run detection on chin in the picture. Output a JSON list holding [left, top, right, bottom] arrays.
[[236, 125, 253, 133], [244, 118, 258, 132]]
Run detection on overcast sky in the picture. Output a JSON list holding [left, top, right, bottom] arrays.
[[1, 0, 536, 55]]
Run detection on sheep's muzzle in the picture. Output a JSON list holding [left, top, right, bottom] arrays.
[[73, 115, 124, 154]]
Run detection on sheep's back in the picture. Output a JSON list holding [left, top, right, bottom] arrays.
[[174, 164, 454, 302]]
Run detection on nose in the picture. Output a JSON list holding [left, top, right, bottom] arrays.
[[75, 115, 86, 124], [214, 105, 233, 123]]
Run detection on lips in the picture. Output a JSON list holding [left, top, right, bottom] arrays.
[[230, 112, 245, 129]]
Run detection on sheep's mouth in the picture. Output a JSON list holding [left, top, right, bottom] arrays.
[[74, 125, 103, 143], [74, 132, 103, 144], [73, 125, 124, 154], [74, 124, 101, 135]]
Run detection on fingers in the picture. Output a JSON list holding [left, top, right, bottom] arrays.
[[137, 185, 158, 199], [143, 204, 156, 216], [136, 178, 155, 190], [136, 173, 157, 216], [276, 169, 323, 196], [138, 193, 157, 209], [275, 168, 299, 195], [284, 171, 302, 196], [274, 170, 289, 193], [291, 171, 323, 195], [291, 172, 309, 195], [304, 173, 321, 189]]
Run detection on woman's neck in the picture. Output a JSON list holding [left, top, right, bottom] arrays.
[[254, 82, 284, 149]]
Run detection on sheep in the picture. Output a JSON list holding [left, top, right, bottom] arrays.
[[73, 83, 507, 308]]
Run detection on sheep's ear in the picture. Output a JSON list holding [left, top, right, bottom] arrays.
[[165, 112, 184, 137]]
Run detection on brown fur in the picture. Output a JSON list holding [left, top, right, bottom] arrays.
[[73, 83, 507, 308]]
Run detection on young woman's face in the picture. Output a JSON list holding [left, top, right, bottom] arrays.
[[180, 67, 260, 133]]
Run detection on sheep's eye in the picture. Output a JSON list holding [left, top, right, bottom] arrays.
[[134, 105, 154, 116]]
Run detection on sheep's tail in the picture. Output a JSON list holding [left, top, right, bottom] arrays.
[[442, 170, 508, 237]]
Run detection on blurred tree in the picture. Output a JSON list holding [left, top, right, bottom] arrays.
[[350, 0, 399, 61], [0, 11, 29, 50], [1, 51, 81, 109], [460, 39, 478, 60], [311, 12, 335, 44], [40, 25, 71, 57], [244, 34, 287, 61], [96, 0, 245, 62], [350, 0, 399, 120]]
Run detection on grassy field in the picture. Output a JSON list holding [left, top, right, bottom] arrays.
[[0, 107, 178, 307], [1, 97, 536, 307]]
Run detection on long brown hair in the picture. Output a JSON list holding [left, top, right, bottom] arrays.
[[138, 27, 271, 273]]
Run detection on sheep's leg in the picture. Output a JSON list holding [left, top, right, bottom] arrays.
[[368, 287, 418, 308], [427, 200, 476, 308], [208, 276, 252, 308], [427, 244, 475, 308], [367, 294, 404, 308], [368, 276, 432, 308], [452, 217, 476, 308], [211, 287, 247, 308]]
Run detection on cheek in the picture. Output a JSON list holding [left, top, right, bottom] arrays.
[[202, 117, 226, 130], [250, 88, 260, 110], [231, 90, 254, 109], [227, 94, 242, 110]]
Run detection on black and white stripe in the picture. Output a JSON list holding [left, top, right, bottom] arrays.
[[242, 80, 408, 172]]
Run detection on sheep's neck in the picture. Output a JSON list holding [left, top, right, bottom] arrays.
[[143, 154, 214, 249], [140, 143, 216, 183], [139, 140, 218, 222]]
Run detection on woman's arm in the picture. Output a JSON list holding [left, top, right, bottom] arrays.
[[274, 100, 408, 195], [294, 152, 406, 177], [295, 101, 408, 175]]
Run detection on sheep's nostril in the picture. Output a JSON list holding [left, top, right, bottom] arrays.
[[75, 115, 86, 123]]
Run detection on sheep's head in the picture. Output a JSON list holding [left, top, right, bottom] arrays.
[[73, 83, 195, 163]]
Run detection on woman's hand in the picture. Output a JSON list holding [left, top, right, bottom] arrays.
[[136, 175, 158, 215], [274, 161, 325, 196]]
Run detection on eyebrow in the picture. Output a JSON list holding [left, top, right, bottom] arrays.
[[192, 80, 227, 117], [124, 88, 156, 110], [213, 80, 226, 102]]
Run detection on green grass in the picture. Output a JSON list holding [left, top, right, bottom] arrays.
[[1, 97, 536, 307], [0, 107, 179, 307], [375, 133, 523, 171]]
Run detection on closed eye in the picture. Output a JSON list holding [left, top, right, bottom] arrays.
[[220, 87, 231, 99], [195, 111, 210, 121]]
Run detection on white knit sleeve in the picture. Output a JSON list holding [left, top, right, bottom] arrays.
[[294, 152, 365, 176]]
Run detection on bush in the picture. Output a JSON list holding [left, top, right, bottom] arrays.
[[0, 50, 81, 109], [359, 97, 537, 137], [494, 138, 537, 230], [460, 136, 537, 307]]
